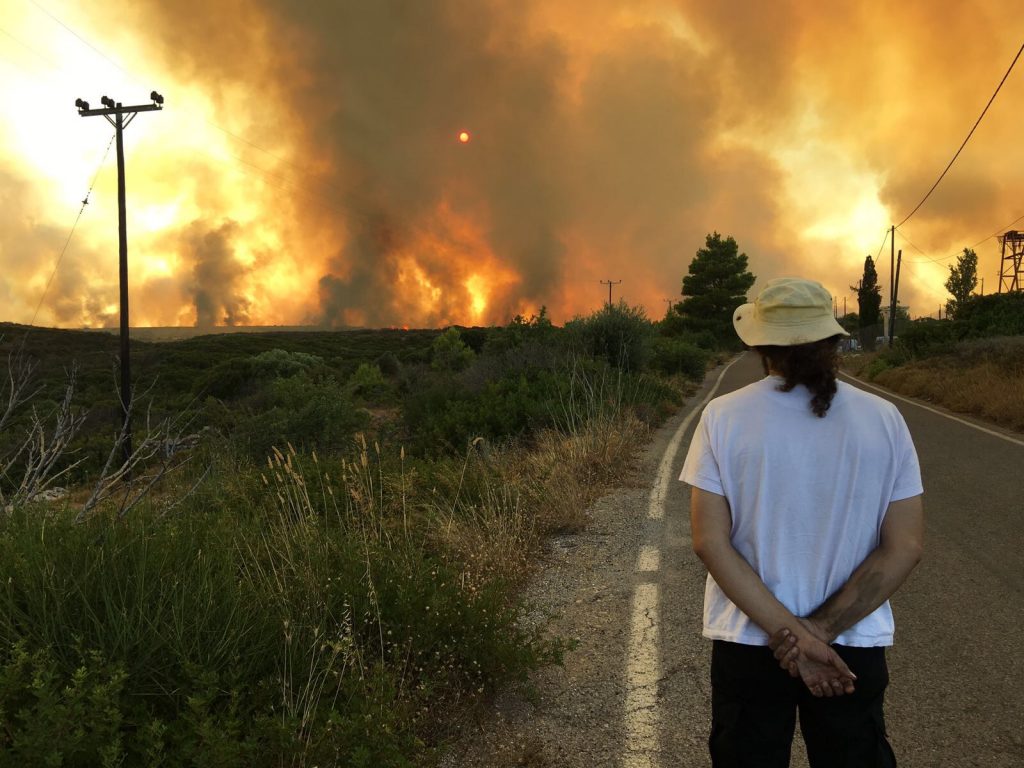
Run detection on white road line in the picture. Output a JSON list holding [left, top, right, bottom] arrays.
[[622, 357, 743, 768], [636, 545, 660, 573], [647, 356, 742, 520], [840, 372, 1024, 448], [623, 582, 661, 768]]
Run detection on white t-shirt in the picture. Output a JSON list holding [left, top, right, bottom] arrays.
[[680, 375, 923, 647]]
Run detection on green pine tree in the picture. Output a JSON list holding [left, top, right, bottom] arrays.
[[675, 233, 756, 346], [852, 256, 882, 350]]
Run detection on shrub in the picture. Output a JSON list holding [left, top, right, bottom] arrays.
[[375, 351, 402, 378], [873, 337, 1024, 431], [565, 302, 655, 371], [483, 309, 558, 355], [431, 329, 475, 372], [895, 319, 957, 358], [955, 292, 1024, 338], [347, 362, 390, 399], [192, 349, 326, 402], [403, 371, 563, 454], [191, 357, 256, 400], [250, 348, 324, 378], [864, 356, 892, 380], [235, 373, 367, 457], [649, 337, 709, 380]]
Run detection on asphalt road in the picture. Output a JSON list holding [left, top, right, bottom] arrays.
[[445, 352, 1024, 767]]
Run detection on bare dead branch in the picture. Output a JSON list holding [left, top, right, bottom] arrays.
[[1, 363, 86, 510], [0, 347, 41, 435], [1, 348, 199, 521], [77, 383, 198, 521]]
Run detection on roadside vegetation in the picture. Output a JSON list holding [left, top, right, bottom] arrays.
[[0, 264, 736, 767], [844, 291, 1024, 432]]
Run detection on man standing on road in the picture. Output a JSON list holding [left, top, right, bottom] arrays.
[[680, 277, 924, 767]]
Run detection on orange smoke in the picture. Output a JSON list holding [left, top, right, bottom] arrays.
[[3, 0, 1024, 329]]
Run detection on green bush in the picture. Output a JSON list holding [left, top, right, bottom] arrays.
[[864, 356, 892, 380], [649, 337, 709, 380], [404, 370, 565, 454], [565, 302, 655, 371], [192, 348, 326, 402], [191, 357, 256, 400], [895, 319, 957, 358], [250, 348, 325, 378], [431, 329, 475, 372], [657, 314, 718, 350], [0, 644, 130, 767], [483, 309, 558, 355], [348, 362, 390, 399], [235, 373, 367, 458], [955, 292, 1024, 338], [375, 351, 402, 377]]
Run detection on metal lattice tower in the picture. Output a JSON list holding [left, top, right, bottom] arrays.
[[998, 230, 1024, 293]]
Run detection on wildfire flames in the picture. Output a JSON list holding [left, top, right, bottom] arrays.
[[2, 1, 1023, 329]]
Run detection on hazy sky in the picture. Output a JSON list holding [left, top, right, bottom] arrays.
[[1, 0, 1022, 328]]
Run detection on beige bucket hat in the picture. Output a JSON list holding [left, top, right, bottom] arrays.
[[732, 277, 849, 347]]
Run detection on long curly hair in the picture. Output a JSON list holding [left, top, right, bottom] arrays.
[[754, 335, 843, 417]]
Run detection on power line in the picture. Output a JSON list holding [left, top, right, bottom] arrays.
[[3, 15, 376, 228], [895, 40, 1024, 228], [981, 211, 1024, 241], [873, 228, 890, 262], [0, 23, 53, 66], [26, 0, 125, 74], [26, 133, 116, 329], [21, 0, 335, 196], [4, 17, 384, 240], [892, 229, 942, 263], [897, 211, 1024, 264]]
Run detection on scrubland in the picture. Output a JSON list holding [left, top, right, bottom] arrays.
[[0, 308, 705, 766], [846, 336, 1024, 433]]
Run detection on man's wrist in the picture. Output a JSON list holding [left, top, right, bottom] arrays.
[[802, 615, 835, 644]]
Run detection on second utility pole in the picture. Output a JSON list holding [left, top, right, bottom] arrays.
[[889, 249, 902, 347], [76, 91, 163, 464], [600, 279, 622, 307]]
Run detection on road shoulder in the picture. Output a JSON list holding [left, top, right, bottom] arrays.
[[439, 368, 728, 768]]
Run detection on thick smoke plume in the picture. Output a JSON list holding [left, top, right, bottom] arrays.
[[3, 1, 1024, 327]]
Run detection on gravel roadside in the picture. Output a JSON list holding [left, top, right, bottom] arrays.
[[439, 368, 726, 768]]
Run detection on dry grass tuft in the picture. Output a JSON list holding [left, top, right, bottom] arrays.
[[431, 482, 538, 590], [427, 410, 649, 592], [510, 411, 648, 535]]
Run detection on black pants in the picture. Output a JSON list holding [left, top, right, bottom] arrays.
[[710, 640, 897, 768]]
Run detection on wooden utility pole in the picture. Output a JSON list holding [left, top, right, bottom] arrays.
[[76, 91, 163, 464], [600, 279, 622, 307], [888, 249, 902, 347], [890, 225, 895, 310]]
